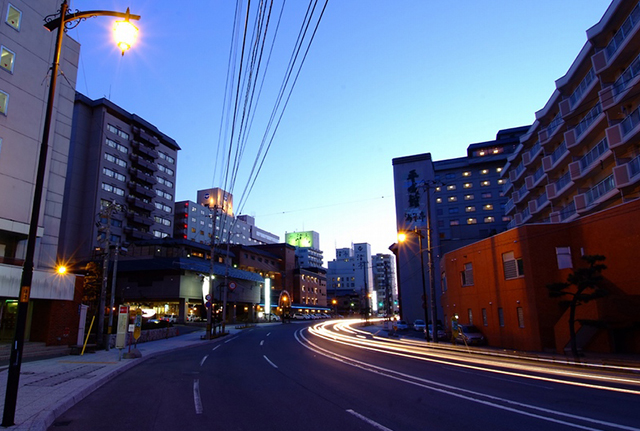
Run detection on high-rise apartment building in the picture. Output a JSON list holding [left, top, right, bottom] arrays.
[[285, 230, 323, 268], [0, 1, 78, 339], [371, 253, 398, 316], [59, 93, 180, 262], [326, 243, 374, 314]]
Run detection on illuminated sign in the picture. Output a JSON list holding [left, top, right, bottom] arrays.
[[285, 231, 314, 248]]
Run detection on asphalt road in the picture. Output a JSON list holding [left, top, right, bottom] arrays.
[[48, 320, 640, 431]]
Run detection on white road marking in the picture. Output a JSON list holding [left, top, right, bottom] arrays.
[[212, 345, 220, 351], [346, 409, 394, 431], [263, 355, 278, 369], [224, 335, 239, 343], [200, 355, 209, 367], [260, 340, 264, 346], [193, 379, 203, 414], [296, 330, 640, 431], [267, 332, 271, 337]]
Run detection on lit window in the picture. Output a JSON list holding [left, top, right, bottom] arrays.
[[447, 196, 457, 202], [462, 171, 471, 177], [447, 184, 456, 191], [497, 178, 506, 185], [467, 218, 477, 224], [481, 180, 490, 187], [480, 169, 489, 175], [465, 206, 475, 212], [435, 186, 441, 192], [463, 183, 472, 189], [502, 216, 511, 222], [479, 151, 485, 156], [464, 194, 474, 200], [450, 219, 459, 226], [5, 4, 21, 30], [484, 216, 495, 223], [1, 46, 15, 73], [496, 167, 503, 173], [436, 197, 442, 203], [0, 90, 8, 115], [483, 204, 493, 210]]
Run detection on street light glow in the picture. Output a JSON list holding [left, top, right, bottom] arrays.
[[397, 232, 407, 242], [114, 18, 138, 55], [56, 265, 67, 275]]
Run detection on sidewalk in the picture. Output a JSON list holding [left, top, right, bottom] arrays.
[[0, 326, 241, 431]]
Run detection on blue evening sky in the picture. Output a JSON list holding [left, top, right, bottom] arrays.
[[66, 0, 612, 261]]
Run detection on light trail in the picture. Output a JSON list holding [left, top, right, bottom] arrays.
[[308, 320, 640, 395]]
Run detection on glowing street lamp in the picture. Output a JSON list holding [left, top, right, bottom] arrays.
[[2, 2, 140, 427]]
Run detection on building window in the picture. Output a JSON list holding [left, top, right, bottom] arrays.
[[556, 247, 572, 269], [502, 216, 511, 222], [467, 218, 477, 224], [482, 192, 492, 199], [502, 251, 524, 279], [159, 151, 175, 164], [497, 178, 506, 185], [481, 180, 490, 187], [463, 183, 472, 189], [464, 194, 474, 200], [496, 167, 502, 173], [0, 90, 8, 115], [441, 272, 447, 293], [462, 171, 471, 177], [450, 219, 459, 226], [465, 206, 475, 212], [107, 124, 129, 140], [447, 184, 456, 191], [468, 308, 473, 325], [5, 4, 21, 30], [517, 307, 525, 328], [435, 186, 441, 192], [461, 263, 474, 286], [483, 204, 493, 210], [447, 196, 457, 202], [480, 169, 489, 175], [484, 216, 495, 223], [436, 197, 442, 203], [498, 308, 505, 327], [482, 308, 488, 326], [1, 46, 15, 73], [448, 207, 459, 214], [445, 173, 456, 179]]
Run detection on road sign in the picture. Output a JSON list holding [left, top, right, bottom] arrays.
[[205, 294, 211, 301], [229, 282, 237, 291], [133, 308, 142, 340], [116, 305, 129, 349], [205, 301, 211, 308]]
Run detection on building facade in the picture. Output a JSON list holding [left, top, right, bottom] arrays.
[[371, 253, 398, 317], [0, 1, 78, 343], [285, 230, 324, 268], [59, 93, 180, 263], [326, 243, 374, 315]]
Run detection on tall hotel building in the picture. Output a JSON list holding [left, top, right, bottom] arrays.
[[0, 1, 78, 338], [59, 93, 180, 263]]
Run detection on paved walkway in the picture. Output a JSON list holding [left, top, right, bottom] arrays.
[[0, 327, 242, 430]]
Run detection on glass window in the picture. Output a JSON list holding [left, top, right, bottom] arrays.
[[449, 220, 459, 226], [483, 204, 493, 210], [465, 206, 475, 212], [467, 218, 477, 224], [484, 216, 495, 223], [448, 207, 459, 214], [517, 307, 525, 328], [462, 171, 471, 177], [498, 308, 504, 327], [445, 173, 456, 179], [436, 197, 442, 203], [5, 4, 21, 30], [463, 183, 472, 189], [468, 309, 473, 325], [480, 169, 489, 175], [447, 185, 456, 191], [482, 308, 488, 326], [1, 46, 15, 72], [461, 263, 474, 286], [482, 192, 492, 199], [447, 196, 457, 202], [0, 90, 8, 115], [496, 167, 503, 173], [464, 194, 474, 200], [481, 180, 490, 187], [497, 178, 506, 185]]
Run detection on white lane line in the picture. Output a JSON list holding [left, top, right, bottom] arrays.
[[212, 345, 220, 352], [193, 379, 203, 414], [346, 409, 393, 431], [296, 330, 639, 431], [200, 355, 209, 367], [224, 336, 239, 344], [267, 332, 271, 337], [260, 340, 264, 346], [263, 355, 278, 369]]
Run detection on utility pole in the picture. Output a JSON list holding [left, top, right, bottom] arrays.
[[97, 201, 120, 349], [420, 180, 439, 343], [207, 205, 218, 339], [106, 243, 122, 351]]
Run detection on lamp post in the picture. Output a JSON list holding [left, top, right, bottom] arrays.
[[1, 2, 140, 426], [398, 229, 430, 341]]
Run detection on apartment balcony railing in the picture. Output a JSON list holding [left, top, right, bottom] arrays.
[[578, 174, 616, 210], [506, 218, 517, 230], [526, 165, 546, 190], [510, 161, 526, 183], [513, 182, 529, 203], [529, 191, 549, 215], [575, 102, 602, 139], [547, 171, 573, 200], [606, 104, 640, 150], [580, 138, 609, 171], [613, 52, 640, 98], [502, 177, 513, 195], [505, 198, 515, 215], [569, 68, 596, 110], [523, 141, 542, 166], [522, 206, 531, 222], [559, 201, 577, 221], [543, 141, 568, 173], [613, 154, 640, 188], [621, 105, 640, 135], [604, 4, 640, 61]]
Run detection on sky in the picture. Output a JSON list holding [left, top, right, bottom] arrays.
[[66, 0, 613, 262]]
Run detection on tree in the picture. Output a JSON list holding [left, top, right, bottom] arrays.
[[546, 254, 608, 359], [82, 261, 102, 316]]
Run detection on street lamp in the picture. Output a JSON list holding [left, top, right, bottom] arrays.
[[1, 2, 140, 427]]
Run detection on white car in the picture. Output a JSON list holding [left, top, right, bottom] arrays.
[[162, 314, 177, 323]]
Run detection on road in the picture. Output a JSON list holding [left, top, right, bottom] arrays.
[[49, 319, 640, 431]]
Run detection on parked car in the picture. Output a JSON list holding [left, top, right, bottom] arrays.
[[162, 314, 177, 323], [455, 325, 486, 345], [427, 324, 447, 340], [292, 313, 306, 320], [395, 320, 409, 330], [413, 319, 426, 331]]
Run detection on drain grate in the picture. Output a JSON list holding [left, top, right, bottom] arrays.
[[27, 365, 105, 387]]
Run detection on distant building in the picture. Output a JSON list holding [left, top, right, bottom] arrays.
[[174, 188, 279, 246], [59, 93, 180, 262], [371, 253, 398, 316], [285, 230, 324, 268], [326, 243, 374, 315]]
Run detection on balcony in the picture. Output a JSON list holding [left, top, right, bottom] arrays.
[[546, 171, 573, 200], [529, 191, 549, 215], [543, 141, 568, 173], [613, 154, 640, 189], [128, 181, 155, 199], [134, 127, 161, 147], [131, 140, 159, 159], [559, 68, 597, 117], [126, 195, 155, 212], [502, 177, 513, 195], [606, 104, 640, 152], [569, 138, 610, 181], [539, 113, 564, 146], [129, 167, 157, 186], [523, 141, 542, 166], [504, 198, 515, 215], [591, 4, 640, 74], [126, 211, 154, 226], [574, 174, 617, 213], [550, 201, 577, 223], [564, 102, 603, 149], [124, 226, 153, 240], [525, 165, 547, 190], [513, 183, 529, 204], [130, 154, 158, 172], [509, 161, 526, 183], [600, 52, 640, 111]]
